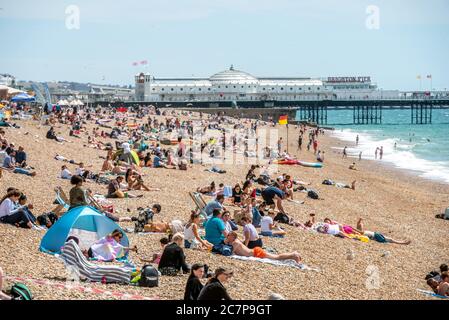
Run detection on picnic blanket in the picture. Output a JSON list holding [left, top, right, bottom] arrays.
[[59, 240, 131, 284], [229, 255, 320, 272]]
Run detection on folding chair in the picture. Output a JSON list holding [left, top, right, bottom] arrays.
[[189, 192, 208, 219], [54, 187, 70, 210]]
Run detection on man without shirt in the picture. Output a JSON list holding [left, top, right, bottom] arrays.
[[224, 231, 302, 264]]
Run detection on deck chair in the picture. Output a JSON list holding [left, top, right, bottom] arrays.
[[189, 192, 208, 219], [60, 240, 131, 284], [54, 187, 70, 210]]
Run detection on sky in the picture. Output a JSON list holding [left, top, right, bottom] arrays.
[[0, 0, 448, 90]]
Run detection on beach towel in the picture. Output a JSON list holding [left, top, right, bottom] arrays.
[[416, 289, 449, 299], [205, 166, 226, 174], [59, 240, 131, 284], [229, 255, 320, 272]]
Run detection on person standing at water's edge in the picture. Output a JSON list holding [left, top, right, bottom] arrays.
[[356, 135, 359, 146], [380, 146, 384, 160], [342, 146, 347, 158], [375, 147, 379, 159]]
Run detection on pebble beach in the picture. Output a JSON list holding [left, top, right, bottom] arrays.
[[1, 111, 448, 300]]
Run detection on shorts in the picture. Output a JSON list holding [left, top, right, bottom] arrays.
[[253, 247, 267, 259], [261, 192, 275, 205], [247, 239, 263, 249], [342, 225, 353, 234], [374, 232, 387, 243]]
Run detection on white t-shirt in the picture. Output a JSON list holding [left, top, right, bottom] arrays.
[[261, 216, 273, 233], [75, 167, 85, 176], [224, 221, 233, 234], [121, 142, 131, 154], [243, 224, 259, 241], [61, 168, 72, 179], [326, 223, 340, 235]]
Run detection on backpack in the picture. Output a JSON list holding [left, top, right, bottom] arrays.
[[274, 212, 290, 224], [134, 208, 154, 233], [307, 189, 319, 200], [139, 265, 159, 287], [10, 283, 33, 300], [37, 212, 59, 227]]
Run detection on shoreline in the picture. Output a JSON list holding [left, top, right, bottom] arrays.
[[325, 125, 449, 186]]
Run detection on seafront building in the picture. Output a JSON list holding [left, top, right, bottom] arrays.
[[135, 65, 400, 103]]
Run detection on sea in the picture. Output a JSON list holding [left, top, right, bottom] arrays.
[[296, 108, 449, 184]]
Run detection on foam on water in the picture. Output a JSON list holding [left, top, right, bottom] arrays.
[[330, 128, 449, 184]]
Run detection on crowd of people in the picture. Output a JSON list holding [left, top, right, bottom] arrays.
[[0, 101, 442, 302]]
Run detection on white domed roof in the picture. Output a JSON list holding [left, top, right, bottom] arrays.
[[209, 65, 258, 84]]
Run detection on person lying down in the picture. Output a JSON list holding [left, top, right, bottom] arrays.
[[224, 231, 302, 264]]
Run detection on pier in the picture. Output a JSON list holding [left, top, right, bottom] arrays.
[[89, 94, 449, 125]]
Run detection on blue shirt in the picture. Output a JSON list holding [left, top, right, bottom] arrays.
[[153, 156, 161, 168], [15, 151, 26, 164], [252, 207, 262, 228], [205, 217, 226, 246], [204, 200, 223, 217]]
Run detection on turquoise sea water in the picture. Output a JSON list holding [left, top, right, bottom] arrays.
[[297, 109, 449, 184]]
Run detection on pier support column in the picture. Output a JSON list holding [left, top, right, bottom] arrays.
[[353, 105, 382, 124], [411, 103, 432, 124]]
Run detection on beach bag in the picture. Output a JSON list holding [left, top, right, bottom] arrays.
[[139, 265, 159, 288], [307, 190, 319, 200], [10, 283, 33, 300], [178, 160, 188, 171]]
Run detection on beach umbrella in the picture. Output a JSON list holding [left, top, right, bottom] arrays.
[[57, 99, 69, 106], [10, 93, 36, 102]]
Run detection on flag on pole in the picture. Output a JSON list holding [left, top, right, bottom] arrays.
[[426, 75, 432, 79], [278, 115, 288, 125]]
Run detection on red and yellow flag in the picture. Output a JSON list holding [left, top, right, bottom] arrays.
[[278, 115, 288, 125]]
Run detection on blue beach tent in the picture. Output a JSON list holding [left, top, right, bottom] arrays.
[[10, 93, 36, 102], [39, 206, 129, 255]]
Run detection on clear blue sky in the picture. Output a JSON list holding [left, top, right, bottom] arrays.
[[1, 0, 448, 90]]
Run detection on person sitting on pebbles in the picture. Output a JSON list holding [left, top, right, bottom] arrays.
[[260, 210, 286, 237], [85, 229, 137, 262], [107, 176, 141, 199], [2, 150, 37, 177], [224, 231, 302, 263]]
